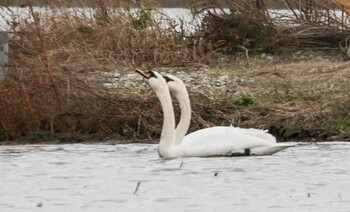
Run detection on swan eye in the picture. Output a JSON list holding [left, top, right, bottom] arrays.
[[163, 76, 174, 83], [149, 71, 158, 78]]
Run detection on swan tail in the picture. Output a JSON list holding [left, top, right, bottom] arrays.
[[250, 143, 298, 156]]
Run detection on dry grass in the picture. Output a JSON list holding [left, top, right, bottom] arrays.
[[189, 0, 350, 54], [0, 0, 209, 140], [0, 0, 350, 142]]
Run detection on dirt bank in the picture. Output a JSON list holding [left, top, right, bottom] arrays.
[[149, 54, 350, 142], [2, 53, 349, 144]]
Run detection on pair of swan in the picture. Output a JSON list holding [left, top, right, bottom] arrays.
[[136, 69, 295, 158]]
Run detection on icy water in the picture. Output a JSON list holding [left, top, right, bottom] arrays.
[[0, 7, 346, 32], [0, 142, 349, 212]]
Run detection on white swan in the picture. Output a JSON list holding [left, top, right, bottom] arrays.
[[164, 74, 297, 155], [136, 69, 295, 158], [163, 74, 278, 145]]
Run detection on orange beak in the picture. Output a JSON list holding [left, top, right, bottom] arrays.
[[135, 69, 152, 79]]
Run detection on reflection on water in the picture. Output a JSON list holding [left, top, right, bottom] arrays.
[[0, 142, 349, 212]]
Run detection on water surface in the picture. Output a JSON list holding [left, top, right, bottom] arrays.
[[0, 142, 349, 212]]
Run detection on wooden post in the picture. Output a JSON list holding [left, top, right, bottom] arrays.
[[0, 32, 8, 84]]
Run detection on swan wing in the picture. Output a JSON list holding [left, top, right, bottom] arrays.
[[174, 127, 276, 157], [172, 126, 289, 157], [237, 127, 276, 143], [183, 126, 276, 145]]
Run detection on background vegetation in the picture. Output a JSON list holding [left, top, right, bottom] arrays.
[[1, 0, 288, 8], [0, 0, 349, 142]]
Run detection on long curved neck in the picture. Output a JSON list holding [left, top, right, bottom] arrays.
[[174, 87, 191, 145], [155, 87, 176, 157]]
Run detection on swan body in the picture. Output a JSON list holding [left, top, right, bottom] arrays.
[[163, 74, 276, 146], [164, 73, 297, 156], [178, 126, 294, 156], [136, 69, 295, 158]]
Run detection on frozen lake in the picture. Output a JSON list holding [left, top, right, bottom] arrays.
[[0, 142, 349, 212], [0, 7, 197, 32], [1, 7, 347, 32]]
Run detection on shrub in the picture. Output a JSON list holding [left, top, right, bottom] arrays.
[[232, 92, 255, 106]]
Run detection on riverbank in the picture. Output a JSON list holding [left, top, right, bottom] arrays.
[[69, 52, 350, 142], [0, 1, 350, 144], [1, 52, 349, 145]]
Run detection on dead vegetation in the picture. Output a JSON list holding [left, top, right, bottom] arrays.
[[0, 0, 350, 143], [189, 0, 350, 55]]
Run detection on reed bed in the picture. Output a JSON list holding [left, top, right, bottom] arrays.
[[190, 0, 350, 54], [0, 0, 349, 142]]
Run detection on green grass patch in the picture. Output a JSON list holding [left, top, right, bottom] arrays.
[[77, 24, 94, 38], [232, 92, 255, 106], [325, 118, 350, 138]]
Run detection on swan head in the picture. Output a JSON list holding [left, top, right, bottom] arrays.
[[163, 74, 187, 95], [135, 69, 167, 91]]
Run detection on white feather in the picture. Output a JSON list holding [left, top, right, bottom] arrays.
[[139, 70, 296, 158]]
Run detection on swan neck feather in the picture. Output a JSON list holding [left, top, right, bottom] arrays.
[[174, 89, 191, 145], [155, 88, 176, 157]]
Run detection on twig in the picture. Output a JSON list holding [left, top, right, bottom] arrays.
[[192, 110, 210, 128], [179, 161, 184, 168], [237, 46, 250, 65], [133, 181, 141, 195]]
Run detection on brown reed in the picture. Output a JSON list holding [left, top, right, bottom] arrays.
[[0, 0, 349, 142]]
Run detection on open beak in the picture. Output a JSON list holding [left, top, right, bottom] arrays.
[[135, 69, 151, 79]]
